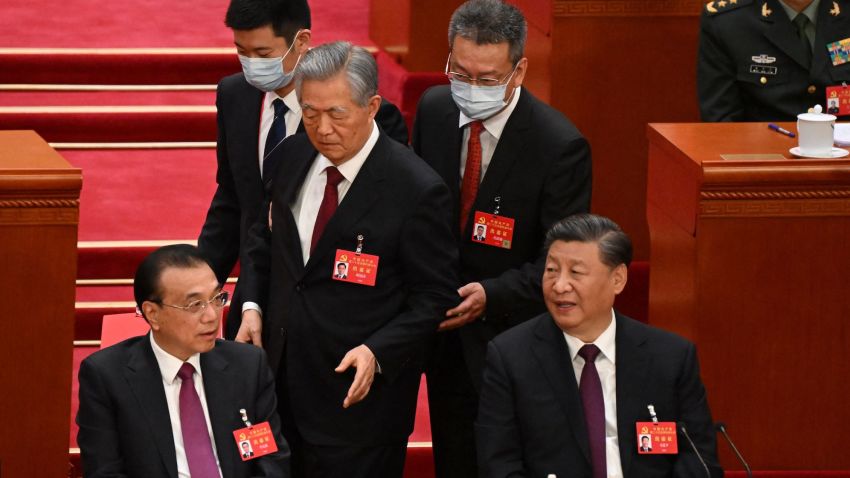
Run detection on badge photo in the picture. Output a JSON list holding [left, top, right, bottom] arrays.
[[471, 211, 515, 249], [332, 248, 379, 287], [635, 421, 679, 454], [232, 421, 278, 461]]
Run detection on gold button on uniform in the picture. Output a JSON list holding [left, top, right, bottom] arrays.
[[760, 76, 767, 84], [807, 85, 816, 94]]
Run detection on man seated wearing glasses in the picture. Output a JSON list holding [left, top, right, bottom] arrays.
[[411, 1, 592, 477], [76, 244, 290, 478]]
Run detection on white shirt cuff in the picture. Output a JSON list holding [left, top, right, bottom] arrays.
[[242, 302, 263, 316]]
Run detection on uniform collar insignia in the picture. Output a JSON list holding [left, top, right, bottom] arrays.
[[830, 1, 840, 16], [762, 2, 773, 17]]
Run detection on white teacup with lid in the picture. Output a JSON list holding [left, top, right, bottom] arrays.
[[797, 104, 836, 157]]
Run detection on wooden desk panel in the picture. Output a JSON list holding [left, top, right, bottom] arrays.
[[647, 122, 850, 469], [0, 131, 81, 478]]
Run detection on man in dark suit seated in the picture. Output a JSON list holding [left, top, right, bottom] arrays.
[[476, 214, 722, 478], [412, 1, 592, 476], [76, 244, 289, 478], [199, 0, 408, 340], [237, 41, 460, 478]]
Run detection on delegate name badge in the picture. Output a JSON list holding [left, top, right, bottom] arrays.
[[233, 421, 278, 461], [332, 245, 379, 286], [635, 422, 678, 455], [826, 85, 850, 115], [827, 38, 850, 66], [471, 211, 515, 249]]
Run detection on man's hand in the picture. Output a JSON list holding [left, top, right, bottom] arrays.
[[235, 309, 263, 347], [441, 282, 487, 331], [334, 344, 377, 408]]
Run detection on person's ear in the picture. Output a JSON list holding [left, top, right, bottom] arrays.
[[612, 263, 628, 295], [142, 301, 162, 331]]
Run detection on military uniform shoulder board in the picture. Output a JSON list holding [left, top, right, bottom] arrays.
[[704, 0, 752, 15]]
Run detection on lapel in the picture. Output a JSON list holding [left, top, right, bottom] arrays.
[[271, 137, 316, 278], [531, 315, 592, 465], [237, 86, 265, 190], [200, 345, 239, 478], [760, 0, 813, 69], [471, 88, 531, 221], [302, 134, 387, 276], [443, 105, 463, 217], [124, 336, 179, 478], [613, 313, 650, 475]]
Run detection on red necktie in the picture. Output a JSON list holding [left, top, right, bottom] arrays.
[[310, 166, 345, 254], [578, 344, 607, 478], [459, 121, 484, 233], [176, 363, 220, 478]]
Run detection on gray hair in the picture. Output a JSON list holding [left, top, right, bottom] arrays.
[[294, 41, 377, 107], [448, 0, 527, 64], [544, 214, 633, 268]]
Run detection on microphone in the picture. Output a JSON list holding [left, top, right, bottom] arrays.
[[715, 422, 752, 478], [679, 423, 711, 478]]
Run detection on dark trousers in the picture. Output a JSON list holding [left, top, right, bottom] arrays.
[[276, 362, 407, 478], [426, 329, 479, 478]]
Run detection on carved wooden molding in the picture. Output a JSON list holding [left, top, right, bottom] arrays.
[[700, 199, 850, 217], [701, 190, 850, 200], [554, 0, 704, 17], [0, 198, 79, 225], [0, 199, 79, 208]]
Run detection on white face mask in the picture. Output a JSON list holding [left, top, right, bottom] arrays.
[[239, 31, 302, 92], [450, 79, 512, 120]]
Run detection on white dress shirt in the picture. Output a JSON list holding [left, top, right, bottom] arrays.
[[149, 334, 223, 478], [290, 120, 379, 264], [563, 310, 623, 478], [258, 89, 302, 178], [457, 86, 521, 182]]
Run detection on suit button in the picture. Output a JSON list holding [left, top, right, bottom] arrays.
[[295, 284, 302, 292], [760, 76, 767, 85], [280, 328, 286, 337], [807, 85, 816, 94]]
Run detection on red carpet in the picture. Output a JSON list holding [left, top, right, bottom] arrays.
[[0, 90, 215, 106], [60, 148, 216, 241], [0, 0, 372, 48]]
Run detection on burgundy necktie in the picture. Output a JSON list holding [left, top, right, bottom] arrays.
[[459, 121, 484, 233], [177, 362, 220, 478], [578, 344, 607, 478], [310, 166, 345, 254]]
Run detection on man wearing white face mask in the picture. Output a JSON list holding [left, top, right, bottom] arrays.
[[199, 0, 408, 341], [411, 1, 592, 477]]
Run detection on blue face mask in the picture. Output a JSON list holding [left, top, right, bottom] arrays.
[[239, 33, 302, 92]]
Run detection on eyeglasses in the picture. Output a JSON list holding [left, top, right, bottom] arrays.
[[444, 52, 518, 87], [157, 290, 229, 315]]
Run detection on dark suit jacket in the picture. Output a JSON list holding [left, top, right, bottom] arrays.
[[698, 0, 850, 121], [412, 85, 591, 384], [240, 130, 460, 446], [476, 312, 722, 478], [76, 335, 289, 478], [199, 73, 409, 338]]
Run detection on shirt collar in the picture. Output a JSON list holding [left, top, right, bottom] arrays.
[[778, 0, 820, 24], [331, 120, 379, 184], [264, 88, 302, 117], [149, 332, 203, 385], [563, 309, 617, 364], [458, 86, 522, 140]]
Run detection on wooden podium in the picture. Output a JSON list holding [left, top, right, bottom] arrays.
[[647, 123, 850, 469], [0, 131, 81, 477]]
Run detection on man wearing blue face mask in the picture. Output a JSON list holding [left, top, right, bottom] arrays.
[[411, 1, 592, 477], [199, 0, 408, 342]]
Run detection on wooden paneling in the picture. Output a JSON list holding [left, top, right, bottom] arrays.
[[648, 122, 850, 469], [0, 131, 81, 478]]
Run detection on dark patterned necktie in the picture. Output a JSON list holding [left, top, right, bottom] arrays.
[[578, 344, 606, 478]]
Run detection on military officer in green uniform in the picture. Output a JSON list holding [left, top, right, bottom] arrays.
[[698, 0, 850, 121]]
